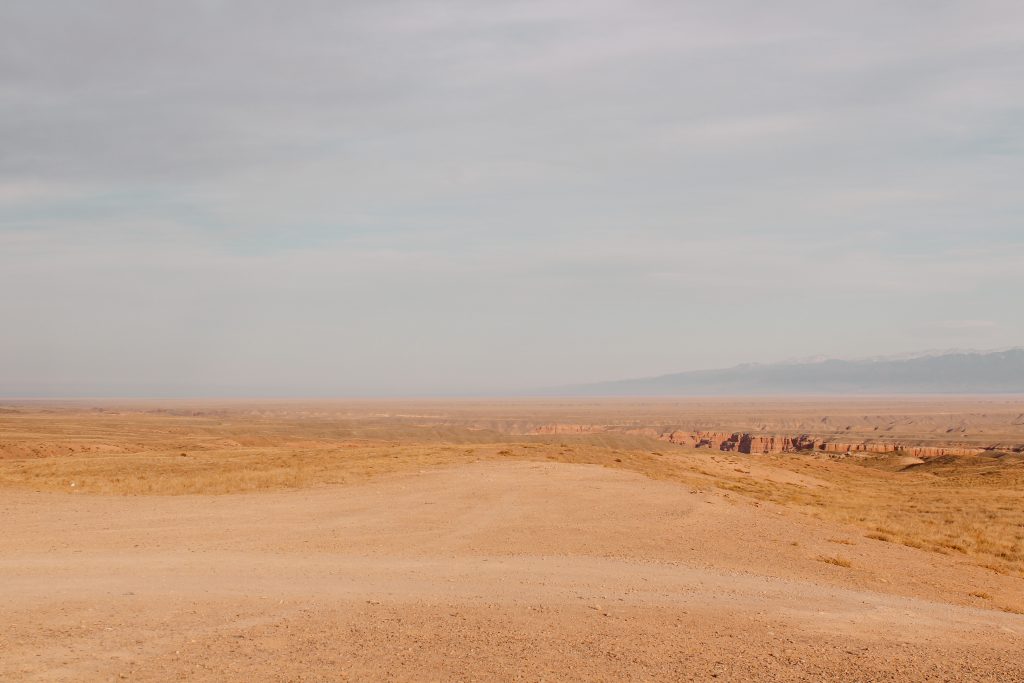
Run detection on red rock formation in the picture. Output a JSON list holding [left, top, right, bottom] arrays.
[[659, 429, 991, 458], [661, 431, 739, 450], [900, 445, 983, 457], [538, 424, 1013, 458]]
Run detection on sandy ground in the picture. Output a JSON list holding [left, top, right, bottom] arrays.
[[3, 461, 1023, 682]]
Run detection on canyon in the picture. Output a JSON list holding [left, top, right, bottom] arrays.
[[531, 423, 1023, 457], [656, 429, 1012, 457]]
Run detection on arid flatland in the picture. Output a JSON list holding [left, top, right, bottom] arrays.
[[2, 398, 1023, 681]]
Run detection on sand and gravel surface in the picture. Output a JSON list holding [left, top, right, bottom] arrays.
[[2, 460, 1023, 681]]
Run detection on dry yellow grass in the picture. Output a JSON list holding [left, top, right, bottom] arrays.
[[710, 452, 1024, 578], [817, 555, 853, 568]]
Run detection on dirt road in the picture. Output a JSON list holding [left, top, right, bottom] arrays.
[[2, 461, 1022, 681]]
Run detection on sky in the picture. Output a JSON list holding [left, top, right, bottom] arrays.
[[1, 0, 1022, 396]]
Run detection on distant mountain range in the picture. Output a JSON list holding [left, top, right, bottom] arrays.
[[552, 349, 1024, 395]]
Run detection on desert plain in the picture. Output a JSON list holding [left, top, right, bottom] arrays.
[[2, 397, 1024, 681]]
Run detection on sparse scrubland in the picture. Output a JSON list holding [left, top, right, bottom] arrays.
[[2, 398, 1023, 680], [3, 399, 1022, 578]]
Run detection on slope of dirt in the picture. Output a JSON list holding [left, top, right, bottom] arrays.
[[2, 461, 1022, 681]]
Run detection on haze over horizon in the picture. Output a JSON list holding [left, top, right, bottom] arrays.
[[3, 1, 1023, 396]]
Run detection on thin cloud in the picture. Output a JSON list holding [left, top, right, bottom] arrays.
[[1, 0, 1022, 395]]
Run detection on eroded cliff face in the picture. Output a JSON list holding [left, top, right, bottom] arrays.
[[661, 431, 734, 449], [654, 430, 994, 457], [527, 421, 1022, 457]]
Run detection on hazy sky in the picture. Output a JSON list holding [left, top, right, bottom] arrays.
[[2, 1, 1022, 396]]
